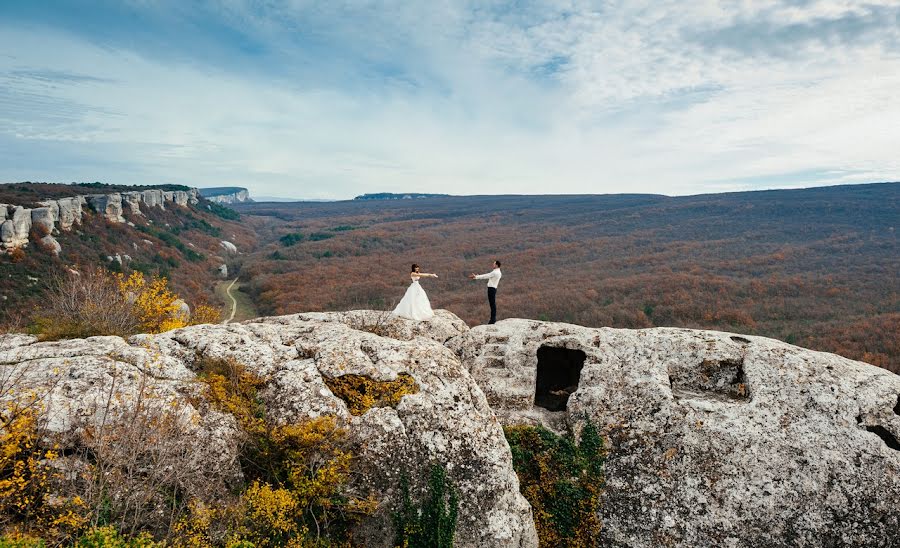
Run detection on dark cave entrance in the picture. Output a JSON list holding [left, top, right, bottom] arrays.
[[534, 346, 586, 411]]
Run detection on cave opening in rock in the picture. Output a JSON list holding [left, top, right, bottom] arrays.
[[534, 346, 586, 411]]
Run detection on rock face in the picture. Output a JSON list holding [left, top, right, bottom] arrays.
[[142, 189, 165, 209], [0, 310, 536, 548], [31, 207, 55, 233], [122, 191, 144, 215], [87, 193, 125, 222], [1, 188, 201, 252], [55, 196, 85, 230], [6, 311, 897, 547], [448, 319, 900, 547], [1, 206, 32, 249], [200, 187, 251, 204]]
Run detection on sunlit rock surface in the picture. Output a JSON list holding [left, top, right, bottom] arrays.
[[448, 319, 900, 547]]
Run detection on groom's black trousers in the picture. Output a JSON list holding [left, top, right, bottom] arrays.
[[488, 287, 497, 324]]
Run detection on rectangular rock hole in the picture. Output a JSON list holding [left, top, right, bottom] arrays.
[[534, 346, 585, 412], [669, 358, 749, 401]]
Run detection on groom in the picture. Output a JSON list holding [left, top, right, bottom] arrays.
[[469, 260, 502, 324]]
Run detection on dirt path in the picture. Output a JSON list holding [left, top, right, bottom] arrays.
[[223, 278, 238, 323], [216, 278, 258, 324]]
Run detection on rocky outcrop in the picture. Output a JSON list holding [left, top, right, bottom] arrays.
[[448, 319, 900, 547], [1, 206, 32, 249], [1, 188, 201, 252], [0, 310, 536, 548], [6, 310, 896, 547], [122, 191, 144, 215], [86, 193, 125, 222], [200, 187, 251, 204], [31, 207, 55, 233], [55, 196, 85, 230], [141, 189, 165, 209], [219, 240, 237, 254]]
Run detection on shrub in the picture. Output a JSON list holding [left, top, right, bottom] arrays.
[[193, 357, 374, 545], [279, 233, 304, 247], [504, 422, 605, 547], [189, 304, 222, 325], [322, 374, 418, 416], [31, 268, 140, 339], [204, 201, 240, 221], [0, 398, 88, 543], [73, 526, 159, 548], [392, 463, 458, 548], [31, 268, 216, 339]]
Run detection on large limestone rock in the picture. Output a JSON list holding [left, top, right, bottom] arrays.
[[55, 196, 85, 230], [220, 240, 237, 254], [39, 234, 61, 255], [172, 190, 190, 206], [36, 200, 60, 223], [31, 207, 55, 234], [87, 193, 125, 222], [122, 191, 144, 215], [448, 320, 900, 547], [0, 311, 537, 548], [142, 189, 165, 209], [0, 204, 7, 221], [1, 206, 32, 249]]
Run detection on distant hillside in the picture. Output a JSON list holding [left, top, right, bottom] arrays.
[[354, 192, 450, 200], [199, 187, 252, 204], [234, 182, 900, 374], [0, 182, 255, 326]]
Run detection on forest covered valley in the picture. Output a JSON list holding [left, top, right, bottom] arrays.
[[234, 182, 899, 373], [1, 181, 896, 374]]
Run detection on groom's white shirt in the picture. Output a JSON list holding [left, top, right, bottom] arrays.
[[475, 268, 502, 288]]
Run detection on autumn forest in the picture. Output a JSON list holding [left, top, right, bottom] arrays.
[[235, 183, 899, 374]]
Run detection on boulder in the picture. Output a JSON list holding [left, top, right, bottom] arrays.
[[1, 206, 32, 248], [172, 298, 191, 321], [220, 240, 237, 254], [87, 193, 125, 222], [56, 196, 84, 230], [447, 320, 900, 547], [0, 312, 537, 547], [39, 234, 62, 255], [0, 220, 14, 248], [31, 207, 55, 234], [172, 190, 190, 206], [142, 189, 165, 209], [217, 264, 228, 278], [36, 200, 60, 223], [121, 191, 143, 215]]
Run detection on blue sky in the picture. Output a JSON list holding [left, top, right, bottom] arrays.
[[1, 1, 898, 199]]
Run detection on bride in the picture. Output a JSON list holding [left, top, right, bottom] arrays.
[[393, 264, 438, 321]]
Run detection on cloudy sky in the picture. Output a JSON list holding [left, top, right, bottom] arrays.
[[1, 1, 898, 199]]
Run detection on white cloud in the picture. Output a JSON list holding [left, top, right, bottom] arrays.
[[0, 0, 898, 198]]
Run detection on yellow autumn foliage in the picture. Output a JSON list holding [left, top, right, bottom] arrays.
[[0, 402, 88, 542], [117, 271, 187, 333], [34, 268, 222, 340], [322, 373, 418, 416]]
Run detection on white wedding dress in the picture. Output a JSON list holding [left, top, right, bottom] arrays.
[[393, 275, 434, 321]]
